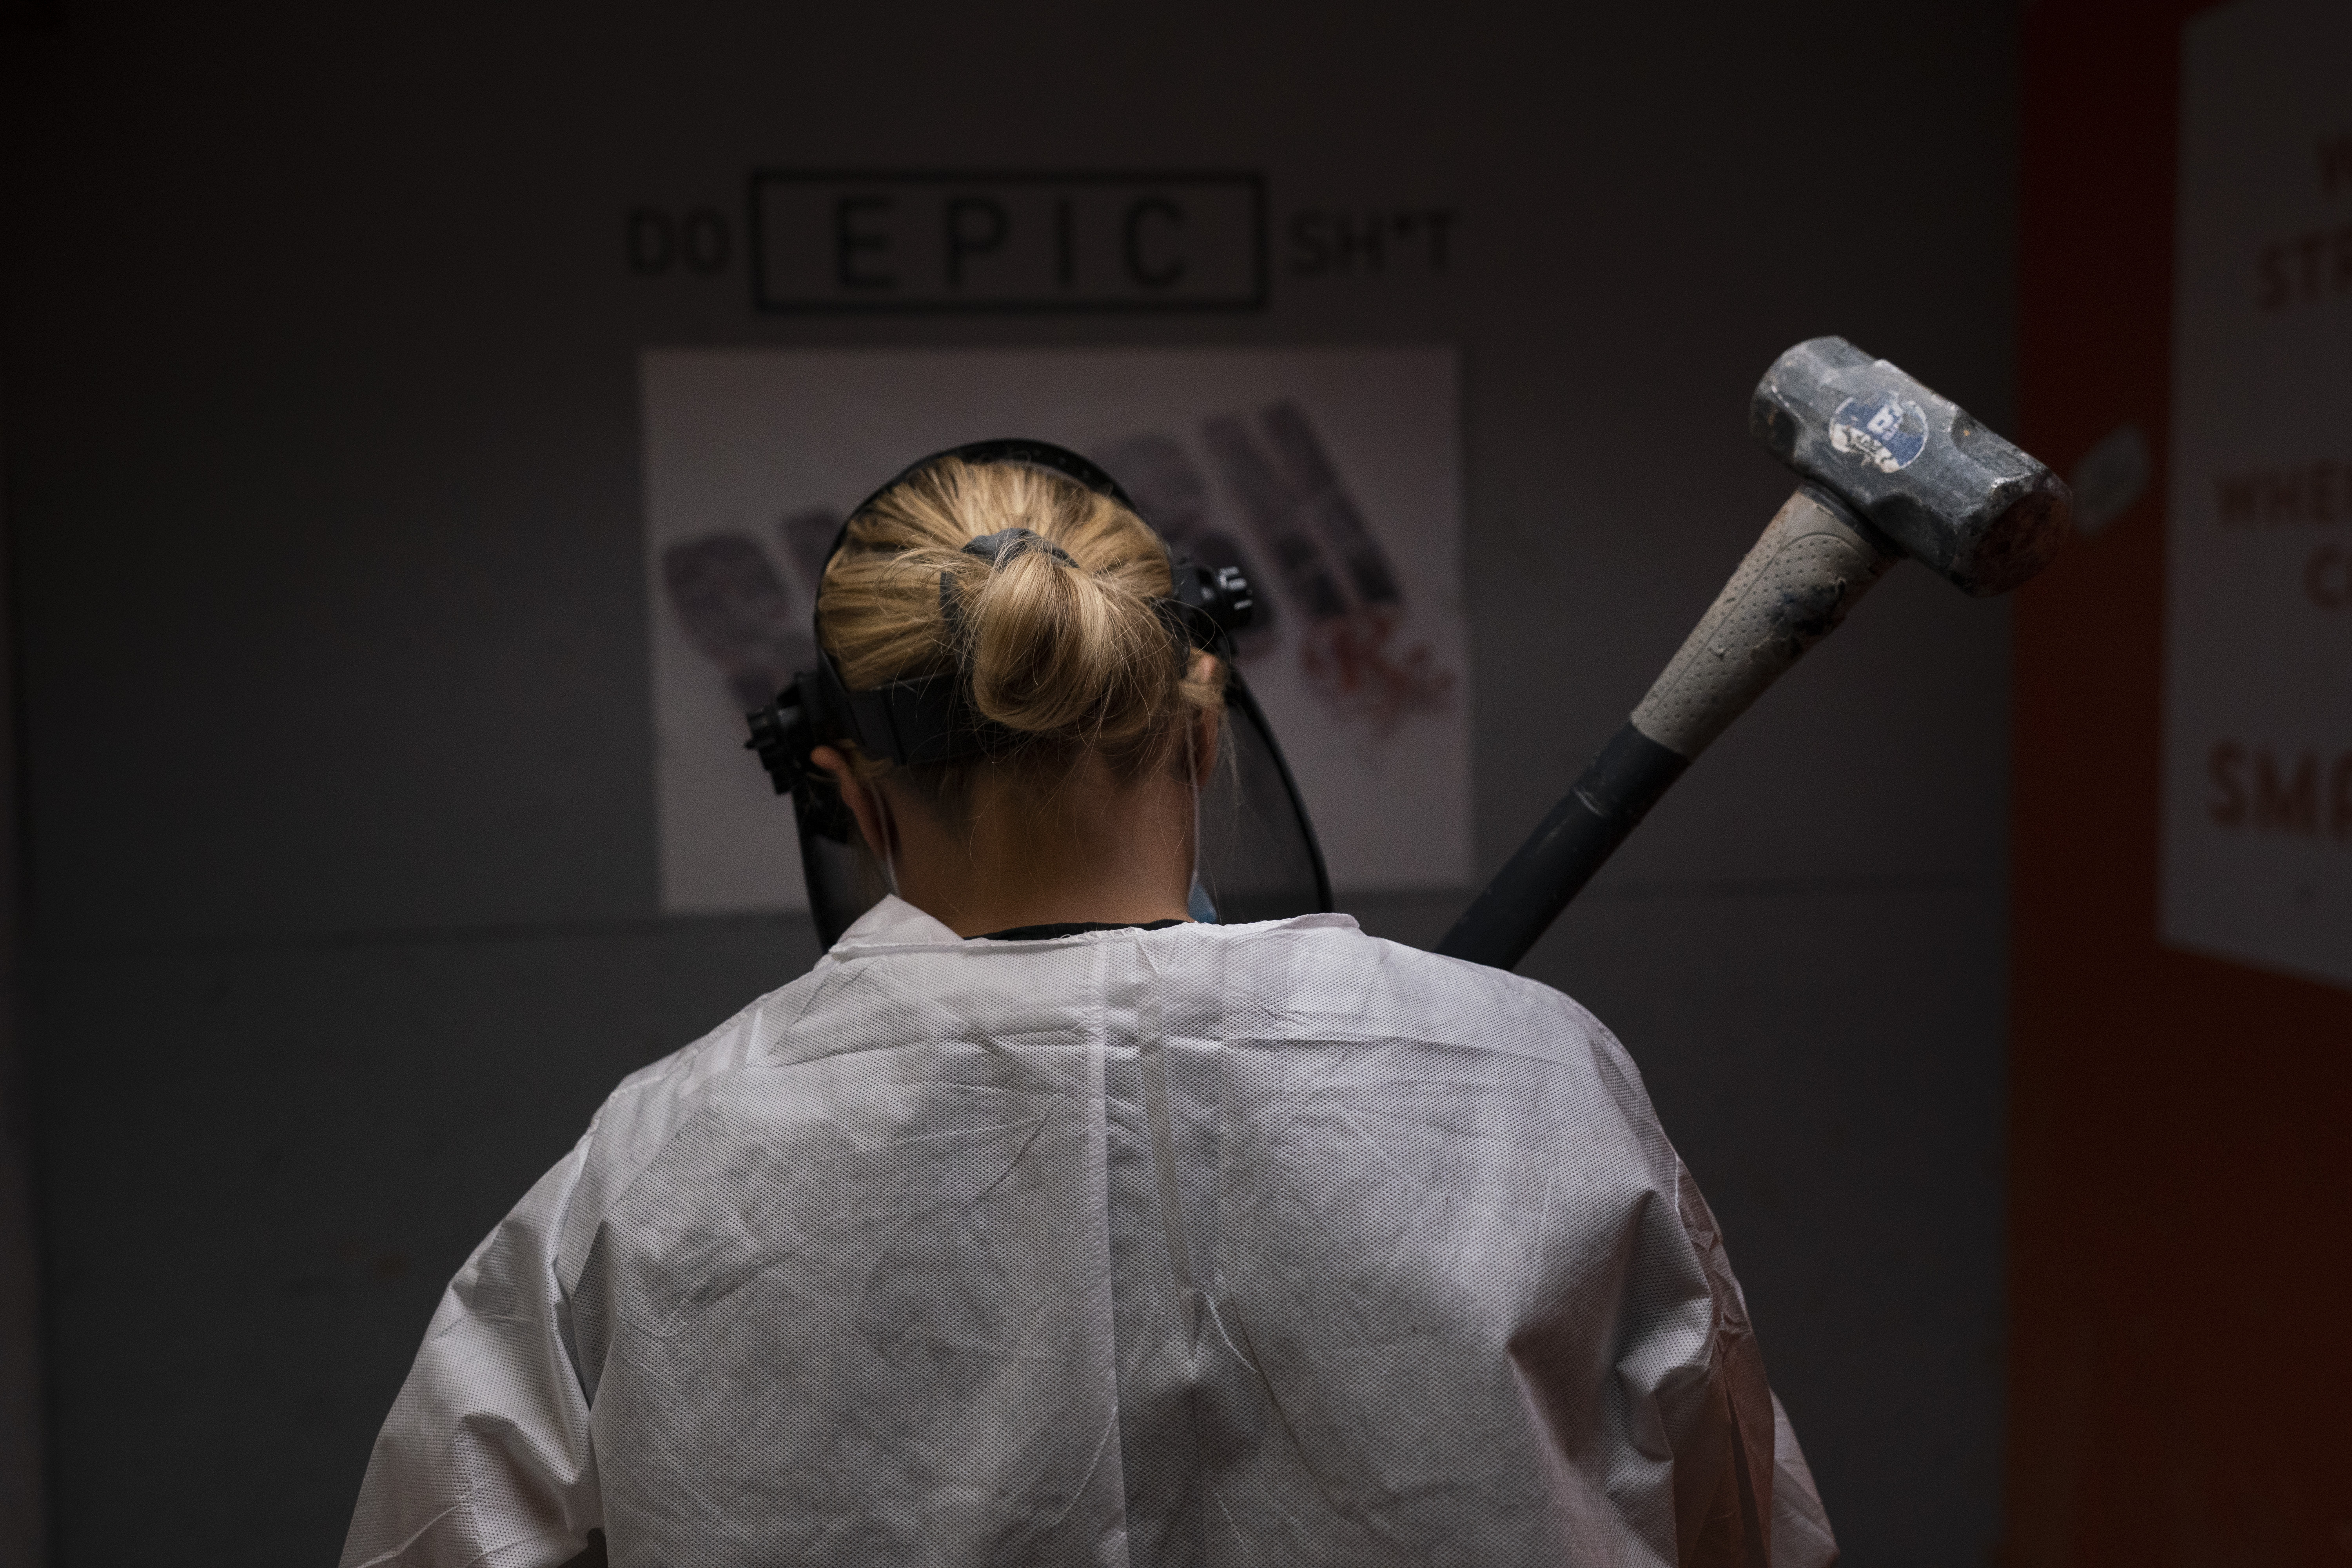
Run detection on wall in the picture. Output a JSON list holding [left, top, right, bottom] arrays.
[[0, 419, 43, 1568], [2010, 0, 2352, 1559], [2, 3, 2023, 1561]]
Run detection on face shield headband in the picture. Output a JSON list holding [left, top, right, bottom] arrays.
[[743, 437, 1333, 947]]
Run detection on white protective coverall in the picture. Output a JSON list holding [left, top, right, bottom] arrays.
[[342, 898, 1838, 1568]]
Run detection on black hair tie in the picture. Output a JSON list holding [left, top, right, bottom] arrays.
[[961, 528, 1076, 569], [939, 528, 1081, 637]]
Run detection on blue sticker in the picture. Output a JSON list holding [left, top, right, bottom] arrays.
[[1829, 393, 1929, 474]]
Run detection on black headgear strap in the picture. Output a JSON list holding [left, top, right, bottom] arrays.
[[745, 439, 1256, 811]]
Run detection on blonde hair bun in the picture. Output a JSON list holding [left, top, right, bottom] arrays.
[[818, 457, 1222, 774]]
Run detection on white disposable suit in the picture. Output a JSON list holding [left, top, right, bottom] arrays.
[[342, 898, 1838, 1567]]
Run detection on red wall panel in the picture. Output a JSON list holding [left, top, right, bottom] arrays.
[[2012, 1, 2352, 1559]]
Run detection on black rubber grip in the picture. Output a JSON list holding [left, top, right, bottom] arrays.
[[1435, 722, 1690, 971]]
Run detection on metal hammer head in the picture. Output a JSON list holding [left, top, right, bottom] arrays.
[[1751, 336, 2072, 597]]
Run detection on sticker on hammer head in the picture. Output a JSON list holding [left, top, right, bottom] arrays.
[[1829, 393, 1929, 474]]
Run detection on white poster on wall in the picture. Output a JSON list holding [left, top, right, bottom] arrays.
[[2164, 0, 2352, 989], [643, 347, 1468, 915]]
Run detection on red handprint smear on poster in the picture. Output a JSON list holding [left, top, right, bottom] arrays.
[[1191, 402, 1454, 733], [1299, 608, 1456, 737]]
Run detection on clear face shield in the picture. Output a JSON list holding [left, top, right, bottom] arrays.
[[743, 439, 1332, 949]]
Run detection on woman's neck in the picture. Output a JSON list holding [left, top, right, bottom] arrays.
[[879, 759, 1197, 938]]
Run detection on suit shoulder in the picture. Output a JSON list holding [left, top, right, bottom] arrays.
[[553, 960, 833, 1273]]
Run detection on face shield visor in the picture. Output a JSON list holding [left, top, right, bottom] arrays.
[[743, 438, 1331, 949]]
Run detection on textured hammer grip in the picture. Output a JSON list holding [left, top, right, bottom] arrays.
[[1630, 487, 1898, 760], [1436, 485, 1901, 973]]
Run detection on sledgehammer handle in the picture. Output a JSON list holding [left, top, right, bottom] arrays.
[[1628, 486, 1898, 755], [1437, 487, 1898, 971], [1431, 722, 1690, 972]]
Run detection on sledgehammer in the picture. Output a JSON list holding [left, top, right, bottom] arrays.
[[1436, 336, 2073, 972]]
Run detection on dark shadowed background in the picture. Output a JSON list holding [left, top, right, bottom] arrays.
[[2, 3, 2024, 1561]]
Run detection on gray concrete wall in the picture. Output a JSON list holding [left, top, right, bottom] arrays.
[[2, 3, 2018, 1561]]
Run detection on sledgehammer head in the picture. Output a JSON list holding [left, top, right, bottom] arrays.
[[1751, 336, 2072, 596]]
